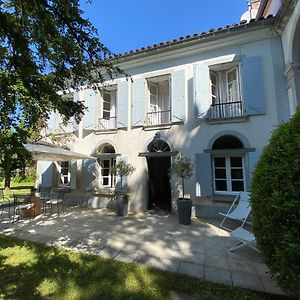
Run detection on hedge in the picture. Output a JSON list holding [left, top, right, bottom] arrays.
[[250, 108, 300, 297]]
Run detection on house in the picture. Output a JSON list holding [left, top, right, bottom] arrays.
[[36, 0, 299, 217]]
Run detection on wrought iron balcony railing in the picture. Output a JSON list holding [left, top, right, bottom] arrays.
[[208, 101, 244, 120], [146, 110, 171, 126], [97, 117, 117, 130]]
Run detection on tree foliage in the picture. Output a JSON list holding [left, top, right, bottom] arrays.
[[111, 160, 135, 191], [250, 108, 300, 297], [0, 0, 123, 187], [0, 127, 32, 188], [0, 0, 123, 130]]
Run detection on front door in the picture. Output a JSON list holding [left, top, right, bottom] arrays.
[[147, 156, 171, 211]]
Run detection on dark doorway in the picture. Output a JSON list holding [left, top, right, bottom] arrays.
[[147, 156, 171, 211]]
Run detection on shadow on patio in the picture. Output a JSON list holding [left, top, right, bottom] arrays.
[[0, 206, 285, 296]]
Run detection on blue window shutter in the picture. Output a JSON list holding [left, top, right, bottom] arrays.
[[117, 81, 129, 128], [171, 70, 185, 122], [195, 153, 213, 196], [41, 161, 54, 188], [82, 159, 95, 190], [193, 64, 211, 118], [70, 160, 77, 189], [47, 111, 56, 133], [248, 151, 262, 184], [131, 78, 145, 126], [242, 56, 266, 115], [84, 88, 96, 129]]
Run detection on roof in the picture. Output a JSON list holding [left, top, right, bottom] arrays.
[[107, 16, 275, 62]]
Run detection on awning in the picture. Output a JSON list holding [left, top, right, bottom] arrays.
[[138, 151, 178, 157], [25, 143, 96, 161]]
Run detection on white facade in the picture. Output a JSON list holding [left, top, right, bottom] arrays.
[[37, 4, 298, 217]]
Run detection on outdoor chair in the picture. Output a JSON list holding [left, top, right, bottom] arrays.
[[0, 189, 11, 218], [45, 189, 65, 215], [219, 192, 251, 231], [12, 194, 35, 222], [229, 227, 258, 252]]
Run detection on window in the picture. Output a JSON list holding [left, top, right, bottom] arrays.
[[146, 75, 171, 125], [209, 64, 243, 119], [98, 86, 117, 130], [59, 161, 70, 185], [212, 135, 245, 193], [213, 156, 245, 193], [97, 144, 116, 188]]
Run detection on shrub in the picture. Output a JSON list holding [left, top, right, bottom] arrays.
[[250, 108, 300, 297]]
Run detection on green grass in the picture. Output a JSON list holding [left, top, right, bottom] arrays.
[[0, 181, 34, 201], [0, 235, 289, 300]]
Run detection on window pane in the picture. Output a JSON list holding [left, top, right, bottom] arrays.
[[215, 180, 227, 191], [103, 102, 110, 110], [227, 69, 237, 83], [63, 177, 68, 184], [150, 95, 157, 107], [230, 157, 242, 167], [231, 169, 243, 179], [103, 92, 110, 102], [103, 178, 109, 186], [101, 160, 109, 168], [232, 181, 244, 191], [214, 157, 225, 167], [61, 161, 69, 168], [61, 169, 68, 175], [103, 111, 110, 119], [102, 169, 109, 176], [215, 169, 226, 179]]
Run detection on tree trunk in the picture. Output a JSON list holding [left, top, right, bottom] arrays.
[[4, 172, 11, 189], [181, 177, 185, 199]]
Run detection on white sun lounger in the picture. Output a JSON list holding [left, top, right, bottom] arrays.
[[230, 227, 258, 252]]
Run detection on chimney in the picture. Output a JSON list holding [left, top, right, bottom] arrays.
[[240, 0, 261, 21]]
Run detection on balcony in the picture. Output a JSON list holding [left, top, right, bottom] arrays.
[[146, 110, 171, 126], [97, 117, 117, 131], [207, 101, 244, 120]]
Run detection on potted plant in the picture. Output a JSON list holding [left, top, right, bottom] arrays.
[[170, 154, 193, 225], [111, 159, 135, 216]]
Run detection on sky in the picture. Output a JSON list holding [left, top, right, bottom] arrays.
[[80, 0, 249, 55]]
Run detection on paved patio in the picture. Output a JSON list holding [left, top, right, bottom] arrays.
[[0, 207, 285, 296]]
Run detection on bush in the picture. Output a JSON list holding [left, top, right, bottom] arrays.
[[250, 108, 300, 297]]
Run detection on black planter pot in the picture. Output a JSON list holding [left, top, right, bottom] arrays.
[[177, 199, 192, 225], [116, 194, 129, 216]]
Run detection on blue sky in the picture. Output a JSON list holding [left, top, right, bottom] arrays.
[[80, 0, 248, 55]]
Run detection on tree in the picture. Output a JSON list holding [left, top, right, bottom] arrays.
[[111, 160, 135, 192], [169, 154, 193, 199], [0, 0, 123, 187], [250, 108, 300, 297], [0, 127, 32, 188]]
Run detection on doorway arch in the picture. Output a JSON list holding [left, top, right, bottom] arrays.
[[144, 135, 172, 211]]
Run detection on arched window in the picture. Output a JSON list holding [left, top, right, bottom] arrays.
[[147, 139, 170, 152], [97, 143, 116, 188], [212, 135, 245, 193]]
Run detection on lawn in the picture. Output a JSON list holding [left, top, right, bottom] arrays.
[[1, 181, 34, 201], [0, 235, 287, 300]]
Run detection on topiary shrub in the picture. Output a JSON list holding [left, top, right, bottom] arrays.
[[250, 108, 300, 297]]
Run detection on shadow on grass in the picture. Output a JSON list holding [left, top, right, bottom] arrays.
[[0, 234, 293, 300]]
